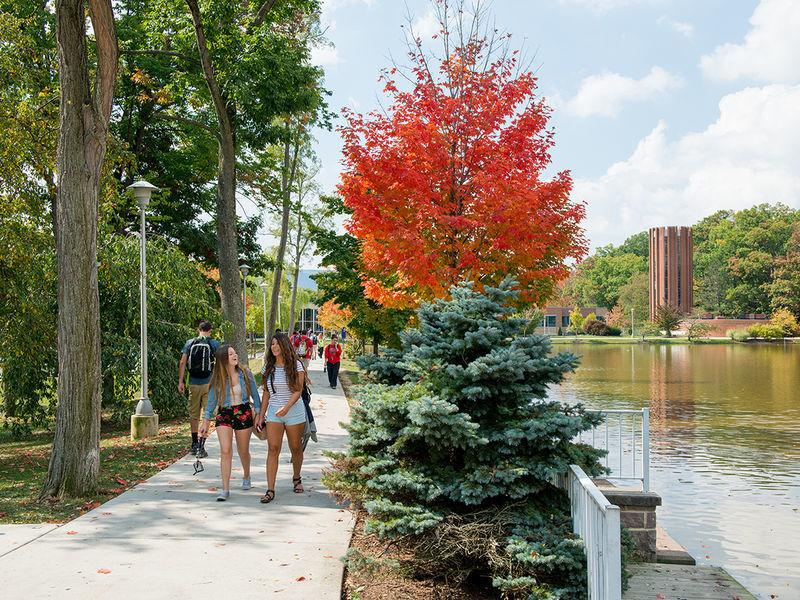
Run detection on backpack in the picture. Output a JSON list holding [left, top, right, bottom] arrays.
[[188, 337, 214, 379], [298, 337, 308, 356]]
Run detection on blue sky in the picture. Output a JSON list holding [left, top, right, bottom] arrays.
[[304, 0, 800, 251]]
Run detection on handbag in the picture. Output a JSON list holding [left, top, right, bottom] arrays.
[[253, 419, 268, 441]]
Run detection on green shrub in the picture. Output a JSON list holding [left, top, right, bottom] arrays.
[[747, 323, 785, 338], [769, 308, 800, 336], [606, 325, 623, 336], [325, 280, 607, 598], [727, 329, 750, 342], [1, 231, 220, 432]]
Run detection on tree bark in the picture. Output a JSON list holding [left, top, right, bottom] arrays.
[[186, 0, 246, 362], [41, 0, 118, 499], [267, 123, 300, 336], [288, 212, 303, 333]]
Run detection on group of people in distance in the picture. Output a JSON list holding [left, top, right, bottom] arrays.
[[177, 321, 344, 502]]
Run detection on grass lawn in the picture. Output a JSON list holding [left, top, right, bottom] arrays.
[[340, 356, 362, 386], [0, 419, 191, 525]]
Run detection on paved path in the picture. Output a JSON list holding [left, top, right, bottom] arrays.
[[0, 358, 353, 599]]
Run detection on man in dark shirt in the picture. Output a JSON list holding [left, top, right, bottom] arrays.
[[178, 321, 220, 455]]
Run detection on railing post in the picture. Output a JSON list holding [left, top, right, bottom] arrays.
[[642, 407, 650, 492], [605, 504, 622, 600]]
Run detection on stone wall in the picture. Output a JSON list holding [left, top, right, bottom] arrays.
[[601, 489, 662, 561]]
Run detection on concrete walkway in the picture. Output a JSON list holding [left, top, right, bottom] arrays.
[[0, 358, 353, 599]]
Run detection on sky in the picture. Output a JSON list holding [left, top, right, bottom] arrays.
[[299, 0, 800, 253]]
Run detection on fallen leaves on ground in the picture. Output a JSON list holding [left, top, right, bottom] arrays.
[[66, 531, 77, 535], [96, 569, 111, 574]]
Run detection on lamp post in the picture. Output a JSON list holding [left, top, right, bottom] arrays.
[[260, 281, 268, 358], [127, 179, 160, 439], [240, 264, 250, 360]]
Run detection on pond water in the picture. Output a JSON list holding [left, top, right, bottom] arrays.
[[548, 343, 800, 600]]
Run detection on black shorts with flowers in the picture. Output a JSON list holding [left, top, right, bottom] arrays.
[[215, 403, 254, 430]]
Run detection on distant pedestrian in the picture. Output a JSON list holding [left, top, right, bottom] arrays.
[[199, 344, 261, 501], [294, 330, 313, 370], [311, 330, 318, 361], [324, 334, 343, 389], [255, 333, 308, 504], [178, 321, 220, 457]]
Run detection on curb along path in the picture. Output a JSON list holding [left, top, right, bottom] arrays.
[[0, 358, 353, 599]]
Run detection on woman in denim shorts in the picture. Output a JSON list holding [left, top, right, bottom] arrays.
[[199, 344, 261, 501], [255, 333, 307, 504]]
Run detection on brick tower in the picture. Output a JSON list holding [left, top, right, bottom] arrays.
[[649, 226, 693, 319]]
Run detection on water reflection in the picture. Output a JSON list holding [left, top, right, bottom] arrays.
[[549, 343, 800, 600]]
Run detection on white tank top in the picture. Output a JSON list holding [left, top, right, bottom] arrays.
[[266, 360, 304, 408]]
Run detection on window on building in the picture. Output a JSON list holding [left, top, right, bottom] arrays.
[[545, 315, 557, 328], [562, 315, 570, 327]]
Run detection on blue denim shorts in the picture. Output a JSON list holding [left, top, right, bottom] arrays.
[[266, 401, 306, 426]]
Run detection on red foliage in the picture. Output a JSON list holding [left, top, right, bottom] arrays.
[[339, 31, 586, 308]]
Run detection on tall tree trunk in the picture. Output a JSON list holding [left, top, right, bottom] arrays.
[[288, 213, 303, 333], [186, 0, 246, 362], [216, 115, 246, 362], [41, 0, 118, 499], [267, 124, 300, 336], [288, 265, 300, 333]]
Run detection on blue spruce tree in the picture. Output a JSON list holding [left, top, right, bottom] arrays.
[[329, 280, 606, 598]]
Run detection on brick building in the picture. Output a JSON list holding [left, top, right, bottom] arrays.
[[649, 226, 693, 319]]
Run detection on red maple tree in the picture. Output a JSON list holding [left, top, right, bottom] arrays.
[[338, 7, 586, 309]]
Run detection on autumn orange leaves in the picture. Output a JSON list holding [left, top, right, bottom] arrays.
[[338, 17, 585, 310]]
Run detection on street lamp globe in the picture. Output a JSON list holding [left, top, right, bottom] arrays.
[[126, 179, 159, 208]]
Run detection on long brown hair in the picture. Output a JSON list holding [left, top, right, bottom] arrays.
[[210, 344, 251, 406], [262, 333, 303, 394]]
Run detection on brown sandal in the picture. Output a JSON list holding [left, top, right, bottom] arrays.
[[293, 477, 304, 493], [260, 490, 275, 504]]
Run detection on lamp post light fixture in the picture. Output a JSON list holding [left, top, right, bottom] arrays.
[[260, 281, 268, 358], [240, 264, 250, 360], [127, 179, 160, 439]]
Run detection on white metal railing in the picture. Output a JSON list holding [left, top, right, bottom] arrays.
[[555, 465, 622, 600], [576, 408, 650, 492]]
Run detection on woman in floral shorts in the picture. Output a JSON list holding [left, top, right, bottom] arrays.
[[199, 344, 261, 501]]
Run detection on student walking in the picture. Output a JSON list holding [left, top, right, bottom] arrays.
[[294, 330, 313, 371], [323, 334, 342, 389], [255, 333, 307, 504], [178, 321, 220, 457], [199, 344, 261, 501]]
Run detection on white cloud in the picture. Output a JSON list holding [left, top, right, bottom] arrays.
[[700, 0, 800, 84], [557, 0, 655, 13], [321, 0, 377, 19], [564, 67, 683, 118], [658, 16, 693, 37], [411, 9, 440, 40], [311, 43, 341, 66], [575, 85, 800, 248]]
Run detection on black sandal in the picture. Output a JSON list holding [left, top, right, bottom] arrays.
[[293, 476, 304, 493], [260, 490, 275, 504]]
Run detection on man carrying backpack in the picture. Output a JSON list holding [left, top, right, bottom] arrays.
[[294, 330, 313, 371], [178, 321, 220, 456]]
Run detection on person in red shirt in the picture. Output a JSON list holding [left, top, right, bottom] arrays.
[[294, 331, 313, 371], [323, 334, 343, 389]]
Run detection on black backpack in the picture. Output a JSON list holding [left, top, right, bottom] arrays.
[[187, 337, 214, 379]]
